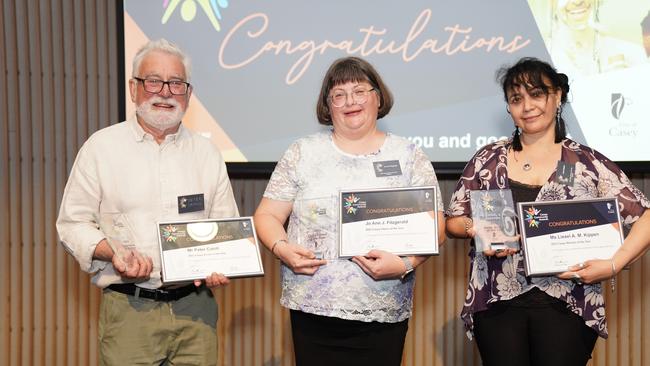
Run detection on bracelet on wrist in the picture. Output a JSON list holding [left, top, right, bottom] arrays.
[[271, 239, 288, 256], [464, 217, 473, 237], [400, 256, 414, 280]]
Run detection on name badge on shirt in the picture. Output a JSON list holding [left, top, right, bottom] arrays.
[[555, 161, 575, 186], [178, 194, 205, 214], [373, 160, 402, 177]]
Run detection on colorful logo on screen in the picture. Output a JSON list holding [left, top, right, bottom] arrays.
[[344, 194, 361, 215], [524, 207, 548, 228], [162, 224, 179, 242], [161, 0, 230, 32]]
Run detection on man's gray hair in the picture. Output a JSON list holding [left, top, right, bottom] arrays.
[[131, 39, 192, 81]]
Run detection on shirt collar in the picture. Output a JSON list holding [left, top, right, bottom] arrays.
[[127, 116, 187, 144]]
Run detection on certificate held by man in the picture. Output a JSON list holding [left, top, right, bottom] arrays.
[[339, 186, 439, 257], [158, 217, 265, 283], [518, 198, 623, 276]]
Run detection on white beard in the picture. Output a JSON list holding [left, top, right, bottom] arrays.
[[136, 96, 185, 131]]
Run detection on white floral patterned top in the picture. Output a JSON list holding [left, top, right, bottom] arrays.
[[446, 138, 650, 338], [263, 131, 443, 323]]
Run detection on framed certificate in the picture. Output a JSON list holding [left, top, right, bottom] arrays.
[[339, 186, 439, 257], [517, 198, 623, 276], [157, 217, 264, 283]]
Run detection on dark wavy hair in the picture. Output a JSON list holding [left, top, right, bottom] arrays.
[[496, 57, 570, 151], [316, 57, 393, 125]]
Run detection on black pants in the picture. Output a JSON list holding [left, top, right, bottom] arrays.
[[473, 289, 598, 366], [290, 310, 408, 366]]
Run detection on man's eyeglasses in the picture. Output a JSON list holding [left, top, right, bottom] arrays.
[[329, 88, 376, 108], [133, 77, 190, 95]]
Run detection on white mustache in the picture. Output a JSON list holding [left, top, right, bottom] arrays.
[[146, 96, 181, 109], [136, 96, 185, 130]]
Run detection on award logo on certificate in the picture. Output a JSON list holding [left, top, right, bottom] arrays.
[[517, 198, 623, 276], [469, 189, 519, 252], [157, 217, 264, 283], [339, 186, 439, 257]]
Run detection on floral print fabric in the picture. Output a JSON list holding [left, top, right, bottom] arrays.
[[447, 139, 650, 338]]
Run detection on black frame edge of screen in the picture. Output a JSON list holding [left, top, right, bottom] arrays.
[[226, 161, 650, 179], [116, 5, 648, 178], [225, 162, 466, 179], [224, 162, 471, 179], [117, 0, 126, 122]]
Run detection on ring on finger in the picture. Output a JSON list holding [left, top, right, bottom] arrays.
[[572, 273, 583, 285]]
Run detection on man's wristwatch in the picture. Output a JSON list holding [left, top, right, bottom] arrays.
[[400, 256, 414, 280]]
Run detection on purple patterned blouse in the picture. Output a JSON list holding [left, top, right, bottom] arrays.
[[446, 138, 650, 339]]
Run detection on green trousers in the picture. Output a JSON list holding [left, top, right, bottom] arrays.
[[99, 287, 218, 366]]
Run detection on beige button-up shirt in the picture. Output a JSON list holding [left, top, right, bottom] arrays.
[[57, 118, 239, 288]]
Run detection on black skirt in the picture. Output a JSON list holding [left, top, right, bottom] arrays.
[[290, 309, 409, 366]]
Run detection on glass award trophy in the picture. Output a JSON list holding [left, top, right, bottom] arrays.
[[98, 213, 139, 270], [295, 196, 335, 260], [469, 189, 519, 252]]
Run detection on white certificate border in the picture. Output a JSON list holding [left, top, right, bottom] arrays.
[[517, 197, 623, 276], [157, 216, 265, 283], [338, 186, 439, 257]]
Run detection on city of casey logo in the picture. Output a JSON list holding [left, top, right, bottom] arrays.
[[611, 93, 626, 120]]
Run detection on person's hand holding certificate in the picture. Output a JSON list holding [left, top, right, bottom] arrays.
[[518, 198, 623, 276], [339, 186, 438, 257], [158, 217, 264, 283]]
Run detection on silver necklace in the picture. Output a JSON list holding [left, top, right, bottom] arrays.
[[512, 148, 532, 171]]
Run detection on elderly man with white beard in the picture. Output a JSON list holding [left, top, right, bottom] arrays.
[[56, 39, 238, 365]]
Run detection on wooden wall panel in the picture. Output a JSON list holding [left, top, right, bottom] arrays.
[[0, 0, 10, 365], [0, 0, 115, 365], [1, 1, 650, 365]]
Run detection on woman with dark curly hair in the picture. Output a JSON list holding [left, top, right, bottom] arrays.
[[445, 57, 650, 366]]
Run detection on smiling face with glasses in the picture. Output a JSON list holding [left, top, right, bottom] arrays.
[[328, 86, 376, 108], [132, 77, 191, 96], [129, 50, 192, 132], [327, 81, 381, 139]]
